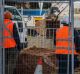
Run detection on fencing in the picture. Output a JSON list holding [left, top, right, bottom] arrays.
[[0, 0, 80, 74], [27, 27, 55, 49]]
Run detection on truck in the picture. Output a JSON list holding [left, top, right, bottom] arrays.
[[4, 5, 27, 48]]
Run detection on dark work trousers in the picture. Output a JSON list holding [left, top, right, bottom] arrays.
[[56, 54, 78, 74], [5, 47, 19, 74]]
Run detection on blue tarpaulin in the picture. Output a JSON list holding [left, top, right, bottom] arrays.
[[18, 9, 48, 16]]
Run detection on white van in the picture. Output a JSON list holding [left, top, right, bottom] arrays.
[[4, 5, 27, 48]]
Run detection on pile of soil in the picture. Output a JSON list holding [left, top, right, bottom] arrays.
[[14, 46, 58, 74]]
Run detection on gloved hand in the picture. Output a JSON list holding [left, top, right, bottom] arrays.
[[17, 43, 28, 51]]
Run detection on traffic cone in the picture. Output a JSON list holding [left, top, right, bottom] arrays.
[[34, 57, 43, 74]]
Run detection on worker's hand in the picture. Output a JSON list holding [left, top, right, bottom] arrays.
[[17, 43, 27, 51]]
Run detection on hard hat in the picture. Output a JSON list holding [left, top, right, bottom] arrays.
[[4, 11, 13, 19], [61, 16, 70, 25]]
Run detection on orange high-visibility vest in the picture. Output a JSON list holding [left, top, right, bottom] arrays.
[[3, 19, 16, 48], [55, 26, 78, 55]]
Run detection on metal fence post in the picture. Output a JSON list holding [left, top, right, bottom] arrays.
[[67, 1, 70, 74], [70, 0, 74, 74], [0, 0, 4, 74]]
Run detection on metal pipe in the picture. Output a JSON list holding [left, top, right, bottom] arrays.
[[2, 0, 5, 74], [0, 0, 4, 74], [70, 0, 74, 74], [67, 1, 71, 74], [10, 1, 70, 3]]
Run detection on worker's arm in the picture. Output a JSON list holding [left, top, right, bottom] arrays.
[[54, 29, 56, 46], [13, 23, 21, 50], [74, 29, 80, 52]]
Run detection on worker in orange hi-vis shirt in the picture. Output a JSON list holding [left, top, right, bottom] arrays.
[[4, 11, 21, 74], [55, 16, 79, 74]]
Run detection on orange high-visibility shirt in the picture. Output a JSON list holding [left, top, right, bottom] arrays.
[[55, 26, 78, 55], [3, 19, 16, 48]]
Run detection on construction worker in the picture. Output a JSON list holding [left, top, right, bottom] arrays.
[[55, 16, 78, 74], [4, 11, 21, 74], [45, 13, 60, 46]]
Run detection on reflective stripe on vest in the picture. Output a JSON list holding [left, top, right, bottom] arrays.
[[4, 21, 13, 38], [55, 26, 78, 55], [4, 19, 16, 48]]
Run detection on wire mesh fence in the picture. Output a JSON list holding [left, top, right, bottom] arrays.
[[0, 1, 80, 74]]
